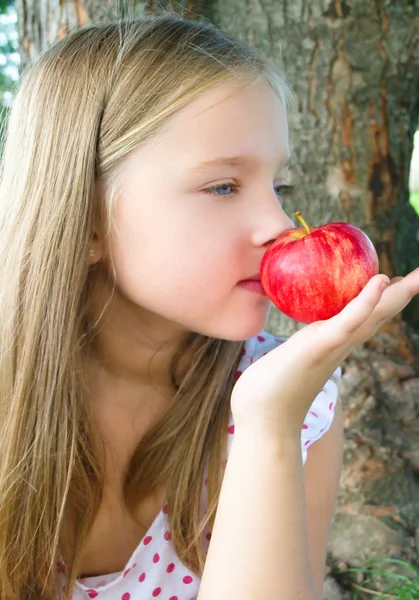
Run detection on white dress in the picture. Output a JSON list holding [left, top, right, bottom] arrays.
[[57, 330, 341, 600]]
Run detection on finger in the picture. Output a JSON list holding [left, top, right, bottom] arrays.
[[368, 268, 419, 322], [328, 274, 390, 338], [398, 266, 419, 296]]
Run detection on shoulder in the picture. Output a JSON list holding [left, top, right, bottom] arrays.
[[228, 329, 342, 465]]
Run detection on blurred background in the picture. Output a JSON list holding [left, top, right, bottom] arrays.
[[0, 2, 418, 599], [0, 1, 18, 112]]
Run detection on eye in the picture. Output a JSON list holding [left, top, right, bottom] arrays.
[[201, 182, 239, 196], [274, 183, 295, 200], [201, 182, 295, 199]]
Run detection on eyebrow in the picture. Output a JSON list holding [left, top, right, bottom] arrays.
[[187, 154, 290, 173]]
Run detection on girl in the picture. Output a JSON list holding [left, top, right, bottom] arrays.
[[0, 10, 417, 600]]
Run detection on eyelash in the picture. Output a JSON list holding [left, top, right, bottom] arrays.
[[201, 182, 295, 200]]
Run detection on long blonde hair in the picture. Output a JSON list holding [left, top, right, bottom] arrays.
[[0, 9, 291, 599]]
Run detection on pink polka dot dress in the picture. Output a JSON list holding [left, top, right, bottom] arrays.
[[56, 330, 341, 599]]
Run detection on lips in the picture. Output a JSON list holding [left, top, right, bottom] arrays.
[[237, 279, 266, 295], [241, 274, 261, 281]]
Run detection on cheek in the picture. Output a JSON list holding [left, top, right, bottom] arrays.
[[109, 208, 239, 308], [106, 201, 270, 338]]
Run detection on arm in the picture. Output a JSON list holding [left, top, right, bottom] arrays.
[[304, 393, 344, 598], [198, 427, 321, 600], [198, 397, 344, 600], [198, 270, 419, 600]]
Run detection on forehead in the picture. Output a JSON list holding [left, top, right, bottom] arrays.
[[162, 81, 288, 152], [131, 79, 289, 168], [147, 80, 288, 155]]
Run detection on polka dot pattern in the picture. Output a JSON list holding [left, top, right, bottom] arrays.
[[225, 332, 341, 465], [56, 330, 340, 600]]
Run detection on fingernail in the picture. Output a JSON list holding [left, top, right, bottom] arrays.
[[379, 278, 390, 292]]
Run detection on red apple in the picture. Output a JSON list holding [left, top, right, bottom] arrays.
[[260, 211, 379, 324]]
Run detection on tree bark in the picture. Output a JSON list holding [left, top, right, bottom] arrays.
[[14, 1, 419, 598], [15, 1, 148, 73], [211, 2, 419, 597], [214, 0, 419, 338]]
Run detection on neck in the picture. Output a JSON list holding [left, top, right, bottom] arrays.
[[85, 271, 193, 391]]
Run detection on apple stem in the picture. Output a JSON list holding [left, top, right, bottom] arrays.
[[294, 211, 311, 234]]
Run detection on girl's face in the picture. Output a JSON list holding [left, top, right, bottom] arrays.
[[104, 78, 294, 341]]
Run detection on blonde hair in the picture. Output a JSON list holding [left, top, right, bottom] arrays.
[[0, 9, 291, 599]]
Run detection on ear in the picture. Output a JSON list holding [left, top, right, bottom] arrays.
[[88, 179, 107, 265], [88, 232, 103, 265]]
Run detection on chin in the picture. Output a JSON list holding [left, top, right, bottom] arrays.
[[198, 312, 269, 342]]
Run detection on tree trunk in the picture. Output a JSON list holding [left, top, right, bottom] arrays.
[[213, 3, 419, 597], [214, 0, 419, 339], [14, 1, 419, 598], [15, 1, 148, 73]]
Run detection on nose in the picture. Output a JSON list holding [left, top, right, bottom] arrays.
[[250, 197, 295, 247]]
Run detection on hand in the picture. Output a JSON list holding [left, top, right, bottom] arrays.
[[231, 268, 419, 438]]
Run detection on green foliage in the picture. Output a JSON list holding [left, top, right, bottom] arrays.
[[410, 189, 419, 215], [0, 2, 17, 155], [0, 0, 14, 15], [335, 558, 419, 599], [0, 3, 19, 112]]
